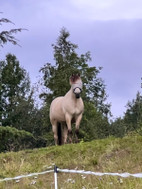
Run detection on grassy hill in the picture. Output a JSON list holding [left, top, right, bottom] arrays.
[[0, 134, 142, 189]]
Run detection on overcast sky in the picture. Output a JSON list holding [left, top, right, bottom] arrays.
[[1, 0, 142, 118]]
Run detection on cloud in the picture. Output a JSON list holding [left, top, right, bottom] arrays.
[[68, 0, 142, 20]]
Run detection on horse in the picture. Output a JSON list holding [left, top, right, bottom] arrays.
[[50, 74, 84, 145]]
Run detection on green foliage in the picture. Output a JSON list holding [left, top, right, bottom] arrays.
[[0, 54, 52, 150], [0, 54, 31, 127], [0, 126, 36, 152], [31, 106, 54, 146], [79, 101, 110, 141], [111, 92, 142, 138], [0, 14, 25, 47], [124, 91, 142, 132], [110, 118, 126, 138]]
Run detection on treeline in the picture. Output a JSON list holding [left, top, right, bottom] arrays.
[[111, 92, 142, 137], [0, 27, 142, 152]]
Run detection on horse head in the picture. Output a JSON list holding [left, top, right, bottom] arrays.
[[70, 74, 83, 98]]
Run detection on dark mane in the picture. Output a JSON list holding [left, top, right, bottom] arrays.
[[70, 74, 80, 83]]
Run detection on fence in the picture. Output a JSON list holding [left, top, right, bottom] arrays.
[[1, 165, 142, 188]]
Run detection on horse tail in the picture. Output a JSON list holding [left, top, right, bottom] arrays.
[[57, 122, 62, 145]]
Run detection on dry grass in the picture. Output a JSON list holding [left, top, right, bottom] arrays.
[[0, 134, 142, 188]]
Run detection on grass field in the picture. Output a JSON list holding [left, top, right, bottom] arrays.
[[0, 134, 142, 188]]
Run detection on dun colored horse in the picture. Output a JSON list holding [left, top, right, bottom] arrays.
[[50, 74, 84, 145]]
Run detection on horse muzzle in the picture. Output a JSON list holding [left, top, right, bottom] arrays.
[[73, 87, 82, 98], [75, 93, 80, 98]]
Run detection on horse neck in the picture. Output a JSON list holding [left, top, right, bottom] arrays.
[[65, 87, 79, 101]]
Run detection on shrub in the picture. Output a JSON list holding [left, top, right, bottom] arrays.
[[0, 126, 36, 152]]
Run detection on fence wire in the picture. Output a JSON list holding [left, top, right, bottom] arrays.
[[0, 170, 53, 182], [1, 166, 142, 184], [57, 168, 142, 178]]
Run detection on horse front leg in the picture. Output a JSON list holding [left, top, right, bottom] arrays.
[[65, 114, 72, 143], [75, 114, 83, 143]]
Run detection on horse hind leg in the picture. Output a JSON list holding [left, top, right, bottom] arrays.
[[52, 123, 58, 145], [57, 122, 62, 145]]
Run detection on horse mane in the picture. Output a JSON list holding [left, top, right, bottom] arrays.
[[70, 74, 80, 83]]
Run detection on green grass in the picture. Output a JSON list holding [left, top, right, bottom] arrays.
[[1, 134, 142, 188]]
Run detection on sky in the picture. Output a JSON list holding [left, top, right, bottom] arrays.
[[0, 0, 142, 119]]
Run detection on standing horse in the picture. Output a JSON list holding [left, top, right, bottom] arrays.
[[50, 74, 84, 145]]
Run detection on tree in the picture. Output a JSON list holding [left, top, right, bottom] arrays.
[[110, 117, 126, 138], [40, 28, 110, 117], [124, 91, 142, 132], [79, 101, 110, 141], [0, 14, 25, 47], [0, 54, 31, 127], [40, 28, 111, 141], [110, 92, 142, 138]]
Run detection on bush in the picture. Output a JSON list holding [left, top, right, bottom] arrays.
[[0, 126, 36, 152]]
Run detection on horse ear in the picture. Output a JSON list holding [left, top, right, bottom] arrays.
[[70, 75, 73, 84], [69, 77, 72, 85], [70, 74, 75, 84]]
